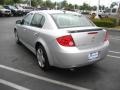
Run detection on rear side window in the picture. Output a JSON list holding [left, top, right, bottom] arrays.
[[51, 13, 94, 28], [31, 13, 45, 28]]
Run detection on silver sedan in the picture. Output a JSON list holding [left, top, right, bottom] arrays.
[[14, 10, 109, 70]]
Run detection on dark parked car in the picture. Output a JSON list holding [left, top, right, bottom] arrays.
[[4, 5, 23, 16], [15, 5, 27, 15], [0, 5, 11, 16]]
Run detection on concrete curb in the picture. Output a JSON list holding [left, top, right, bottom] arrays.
[[105, 28, 120, 32]]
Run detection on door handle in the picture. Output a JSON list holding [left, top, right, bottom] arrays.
[[34, 33, 38, 36]]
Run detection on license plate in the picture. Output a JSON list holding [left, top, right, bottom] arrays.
[[88, 52, 99, 60]]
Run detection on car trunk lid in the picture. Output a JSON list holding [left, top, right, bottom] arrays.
[[66, 27, 106, 49]]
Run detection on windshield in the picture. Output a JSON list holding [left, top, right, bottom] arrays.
[[0, 6, 4, 9], [10, 6, 17, 9], [51, 13, 94, 28], [16, 6, 23, 9]]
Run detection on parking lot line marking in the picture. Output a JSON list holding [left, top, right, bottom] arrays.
[[0, 79, 30, 90], [110, 38, 120, 40], [109, 51, 120, 54], [107, 55, 120, 59], [0, 64, 90, 90]]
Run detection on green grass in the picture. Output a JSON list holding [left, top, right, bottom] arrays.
[[113, 26, 120, 30]]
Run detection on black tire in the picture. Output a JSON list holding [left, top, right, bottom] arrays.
[[36, 45, 50, 71], [14, 30, 20, 44]]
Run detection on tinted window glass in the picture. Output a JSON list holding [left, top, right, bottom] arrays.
[[9, 6, 17, 9], [4, 6, 9, 9], [40, 16, 45, 27], [51, 13, 94, 28], [31, 13, 45, 28], [23, 13, 33, 25]]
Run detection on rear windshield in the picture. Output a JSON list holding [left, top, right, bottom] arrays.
[[51, 13, 94, 28], [9, 6, 17, 9]]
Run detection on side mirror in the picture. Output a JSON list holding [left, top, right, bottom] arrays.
[[16, 20, 22, 24]]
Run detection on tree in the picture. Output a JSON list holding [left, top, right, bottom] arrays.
[[0, 0, 22, 5], [13, 0, 21, 3], [31, 0, 37, 7], [80, 3, 91, 11], [66, 4, 74, 10], [38, 0, 44, 7], [4, 0, 14, 5], [91, 6, 97, 11], [31, 0, 43, 7], [99, 5, 105, 10], [45, 0, 54, 9], [0, 0, 4, 4], [110, 2, 117, 8], [61, 0, 68, 9], [75, 4, 78, 9], [110, 2, 120, 25]]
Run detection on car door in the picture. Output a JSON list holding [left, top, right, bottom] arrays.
[[17, 13, 33, 43], [25, 13, 45, 49]]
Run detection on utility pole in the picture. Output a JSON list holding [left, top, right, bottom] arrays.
[[95, 0, 100, 18], [116, 2, 120, 25], [55, 2, 58, 10], [74, 5, 75, 11], [29, 0, 31, 7]]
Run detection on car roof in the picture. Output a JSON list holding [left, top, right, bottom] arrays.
[[30, 10, 81, 15]]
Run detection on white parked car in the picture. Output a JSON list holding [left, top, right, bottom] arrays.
[[14, 10, 109, 70]]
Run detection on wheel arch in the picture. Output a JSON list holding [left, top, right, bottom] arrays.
[[35, 40, 54, 66], [14, 28, 17, 32]]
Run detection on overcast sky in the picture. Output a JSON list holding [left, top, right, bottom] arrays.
[[51, 0, 120, 7]]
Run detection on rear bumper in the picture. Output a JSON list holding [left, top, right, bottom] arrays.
[[51, 41, 109, 68]]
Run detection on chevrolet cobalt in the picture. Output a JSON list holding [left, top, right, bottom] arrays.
[[14, 10, 109, 70]]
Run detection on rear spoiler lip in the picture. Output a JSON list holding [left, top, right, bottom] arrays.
[[68, 28, 103, 33]]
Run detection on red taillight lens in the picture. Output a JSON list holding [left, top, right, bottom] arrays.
[[56, 35, 75, 47], [104, 31, 109, 41]]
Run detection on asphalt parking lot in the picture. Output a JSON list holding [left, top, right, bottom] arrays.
[[0, 17, 120, 90]]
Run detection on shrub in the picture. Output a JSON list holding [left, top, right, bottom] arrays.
[[106, 18, 117, 24], [92, 18, 116, 28], [119, 19, 120, 25]]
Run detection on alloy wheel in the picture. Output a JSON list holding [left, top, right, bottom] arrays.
[[37, 48, 45, 68]]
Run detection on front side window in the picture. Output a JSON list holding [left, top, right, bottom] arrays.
[[31, 13, 45, 28], [23, 13, 33, 25], [51, 13, 94, 28]]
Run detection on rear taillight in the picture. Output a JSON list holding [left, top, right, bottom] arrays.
[[56, 35, 75, 47], [104, 31, 109, 42]]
